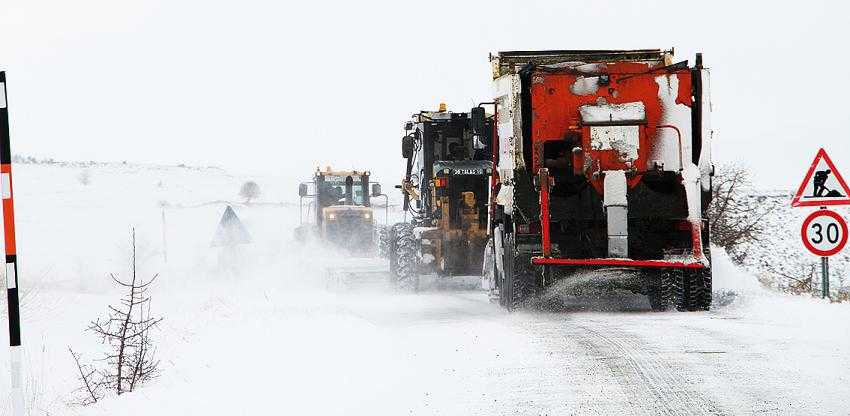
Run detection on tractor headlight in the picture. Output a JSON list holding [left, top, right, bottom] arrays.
[[328, 213, 336, 220], [363, 212, 372, 219]]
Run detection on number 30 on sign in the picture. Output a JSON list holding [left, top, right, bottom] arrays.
[[801, 210, 848, 256]]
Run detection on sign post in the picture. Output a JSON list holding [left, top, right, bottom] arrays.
[[1, 72, 25, 415], [799, 209, 846, 298], [793, 149, 850, 300]]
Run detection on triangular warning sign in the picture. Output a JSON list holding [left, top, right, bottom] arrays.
[[211, 205, 252, 247], [792, 148, 850, 207]]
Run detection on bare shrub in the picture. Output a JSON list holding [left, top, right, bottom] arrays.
[[708, 163, 780, 263], [69, 347, 102, 405], [69, 229, 162, 405]]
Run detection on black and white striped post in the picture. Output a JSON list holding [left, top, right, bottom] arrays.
[[1, 72, 25, 415]]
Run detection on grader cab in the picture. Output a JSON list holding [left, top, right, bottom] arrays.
[[296, 167, 384, 255]]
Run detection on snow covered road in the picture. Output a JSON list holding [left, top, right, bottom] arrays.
[[321, 290, 850, 415], [64, 276, 850, 416]]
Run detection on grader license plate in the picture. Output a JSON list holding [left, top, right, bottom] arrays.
[[453, 168, 484, 175]]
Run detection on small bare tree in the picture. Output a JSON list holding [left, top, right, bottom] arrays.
[[69, 347, 102, 405], [708, 163, 779, 263], [69, 229, 162, 404], [239, 181, 261, 204]]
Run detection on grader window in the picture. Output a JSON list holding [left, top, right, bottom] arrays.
[[319, 175, 367, 206]]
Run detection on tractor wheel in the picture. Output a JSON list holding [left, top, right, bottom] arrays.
[[393, 223, 420, 291], [376, 225, 391, 259], [387, 224, 399, 280]]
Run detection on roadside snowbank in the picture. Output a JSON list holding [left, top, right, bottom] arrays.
[[711, 246, 765, 295]]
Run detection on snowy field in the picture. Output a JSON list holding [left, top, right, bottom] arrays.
[[2, 162, 850, 415]]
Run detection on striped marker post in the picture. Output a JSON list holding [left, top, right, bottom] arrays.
[[1, 72, 25, 416]]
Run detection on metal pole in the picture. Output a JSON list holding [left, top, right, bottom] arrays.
[[161, 207, 168, 264], [822, 256, 829, 299], [382, 194, 388, 226], [1, 71, 25, 416]]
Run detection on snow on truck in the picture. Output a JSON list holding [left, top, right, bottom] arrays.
[[485, 49, 714, 311]]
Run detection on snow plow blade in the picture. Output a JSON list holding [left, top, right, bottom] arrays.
[[324, 258, 391, 290], [531, 257, 705, 269]]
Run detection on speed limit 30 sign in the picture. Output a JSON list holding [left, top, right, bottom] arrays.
[[801, 209, 848, 256]]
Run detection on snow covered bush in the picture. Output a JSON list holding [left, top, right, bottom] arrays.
[[77, 169, 92, 186], [239, 180, 261, 204]]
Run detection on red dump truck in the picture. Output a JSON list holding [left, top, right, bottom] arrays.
[[486, 49, 713, 311]]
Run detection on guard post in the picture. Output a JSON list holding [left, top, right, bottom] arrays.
[[1, 72, 25, 416]]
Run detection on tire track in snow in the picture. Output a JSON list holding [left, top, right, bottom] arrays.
[[571, 321, 726, 416]]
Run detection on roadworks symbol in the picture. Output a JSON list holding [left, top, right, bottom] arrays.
[[792, 148, 850, 207]]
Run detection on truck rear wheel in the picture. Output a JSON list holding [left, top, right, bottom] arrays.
[[497, 227, 537, 310], [647, 265, 711, 311], [687, 266, 712, 311], [648, 269, 683, 311]]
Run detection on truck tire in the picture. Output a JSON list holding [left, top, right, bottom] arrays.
[[648, 231, 712, 311], [648, 269, 684, 311], [648, 265, 711, 312], [696, 240, 714, 311], [683, 232, 712, 311], [689, 219, 713, 311], [647, 278, 667, 311], [686, 267, 712, 311], [393, 223, 420, 291], [497, 227, 537, 310], [687, 245, 712, 311], [497, 230, 516, 309]]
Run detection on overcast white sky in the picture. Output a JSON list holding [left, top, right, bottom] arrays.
[[1, 0, 847, 190]]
